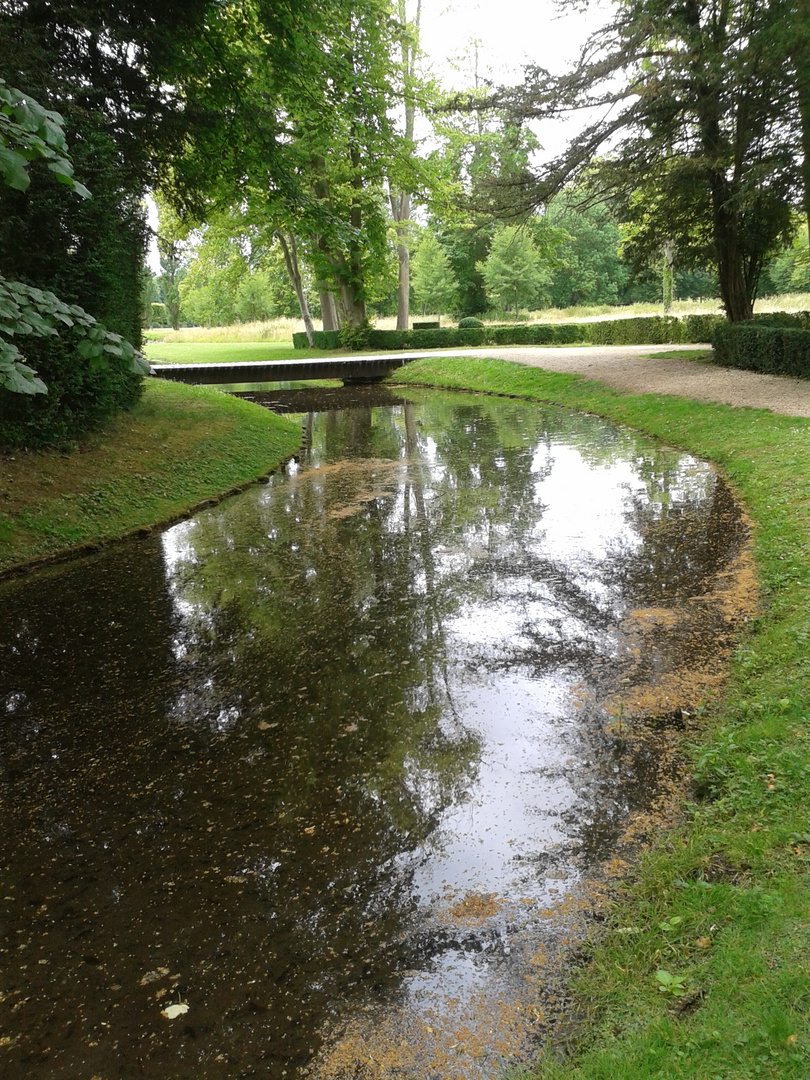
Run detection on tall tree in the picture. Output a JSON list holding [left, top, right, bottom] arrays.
[[477, 225, 549, 318], [411, 231, 458, 315], [171, 0, 406, 332], [388, 0, 422, 330], [492, 0, 803, 321], [154, 191, 191, 331]]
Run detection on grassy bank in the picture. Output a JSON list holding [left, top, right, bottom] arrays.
[[392, 356, 810, 1079], [0, 379, 301, 577]]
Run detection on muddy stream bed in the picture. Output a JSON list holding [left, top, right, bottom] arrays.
[[0, 387, 754, 1079]]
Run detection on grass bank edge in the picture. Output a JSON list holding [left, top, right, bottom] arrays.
[[392, 355, 810, 1079], [0, 379, 302, 578]]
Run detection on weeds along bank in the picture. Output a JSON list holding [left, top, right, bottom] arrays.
[[392, 356, 810, 1080], [0, 380, 301, 577]]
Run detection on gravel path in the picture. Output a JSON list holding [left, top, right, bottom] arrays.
[[424, 344, 810, 418]]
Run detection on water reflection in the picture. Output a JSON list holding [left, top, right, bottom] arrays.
[[0, 388, 751, 1079]]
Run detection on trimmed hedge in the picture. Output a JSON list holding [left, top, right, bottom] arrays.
[[293, 314, 730, 352], [292, 329, 341, 349], [292, 311, 810, 354], [0, 334, 144, 449], [712, 323, 810, 378]]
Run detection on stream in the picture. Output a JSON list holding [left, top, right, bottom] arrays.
[[0, 386, 752, 1079]]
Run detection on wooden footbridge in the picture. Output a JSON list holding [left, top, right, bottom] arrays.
[[149, 353, 421, 386]]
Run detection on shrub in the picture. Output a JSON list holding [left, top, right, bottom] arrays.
[[0, 331, 144, 449], [292, 330, 341, 350], [337, 320, 372, 350], [712, 323, 810, 378], [413, 320, 440, 330], [457, 317, 484, 329]]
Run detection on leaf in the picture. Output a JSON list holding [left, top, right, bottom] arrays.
[[0, 361, 48, 395], [0, 145, 30, 191], [161, 1002, 189, 1019]]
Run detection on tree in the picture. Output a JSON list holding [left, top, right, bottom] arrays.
[[168, 0, 408, 334], [544, 196, 627, 308], [387, 0, 422, 330], [493, 0, 804, 321], [477, 225, 549, 318], [410, 232, 458, 316], [154, 191, 192, 331]]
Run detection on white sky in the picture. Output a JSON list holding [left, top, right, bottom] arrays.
[[417, 0, 611, 163], [419, 0, 603, 90]]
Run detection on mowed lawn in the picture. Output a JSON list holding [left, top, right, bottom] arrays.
[[144, 340, 346, 364]]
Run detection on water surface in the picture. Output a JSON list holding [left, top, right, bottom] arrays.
[[0, 388, 750, 1078]]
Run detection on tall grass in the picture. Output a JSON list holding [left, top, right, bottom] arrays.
[[142, 293, 810, 344], [143, 317, 301, 344]]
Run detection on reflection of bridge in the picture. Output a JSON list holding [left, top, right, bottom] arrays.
[[149, 353, 420, 387]]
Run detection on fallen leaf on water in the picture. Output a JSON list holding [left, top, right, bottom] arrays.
[[161, 1003, 189, 1020], [140, 967, 170, 986]]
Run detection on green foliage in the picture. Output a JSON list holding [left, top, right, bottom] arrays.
[[0, 79, 90, 198], [477, 225, 549, 316], [544, 197, 627, 307], [411, 233, 458, 316], [293, 329, 341, 350], [178, 214, 302, 327], [0, 326, 146, 450], [458, 317, 484, 328], [435, 223, 490, 316], [0, 90, 147, 423], [762, 223, 810, 295], [150, 303, 168, 327], [496, 0, 804, 322], [337, 319, 373, 351], [712, 323, 810, 377]]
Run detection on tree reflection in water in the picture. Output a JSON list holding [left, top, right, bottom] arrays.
[[0, 388, 750, 1080]]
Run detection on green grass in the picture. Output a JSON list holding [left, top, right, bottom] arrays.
[[645, 349, 714, 361], [392, 355, 810, 1080], [0, 380, 301, 575], [144, 340, 349, 364]]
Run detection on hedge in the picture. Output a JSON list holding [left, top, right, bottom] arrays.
[[712, 323, 810, 378], [0, 333, 144, 449], [292, 312, 810, 354], [293, 314, 729, 352]]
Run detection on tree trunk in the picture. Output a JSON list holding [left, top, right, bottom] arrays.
[[790, 10, 810, 245], [390, 196, 411, 331], [685, 0, 754, 322], [662, 241, 675, 312], [277, 232, 315, 345], [711, 182, 754, 321], [388, 0, 420, 331], [318, 287, 339, 331]]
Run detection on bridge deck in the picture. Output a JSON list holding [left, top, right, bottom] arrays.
[[149, 353, 424, 386]]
